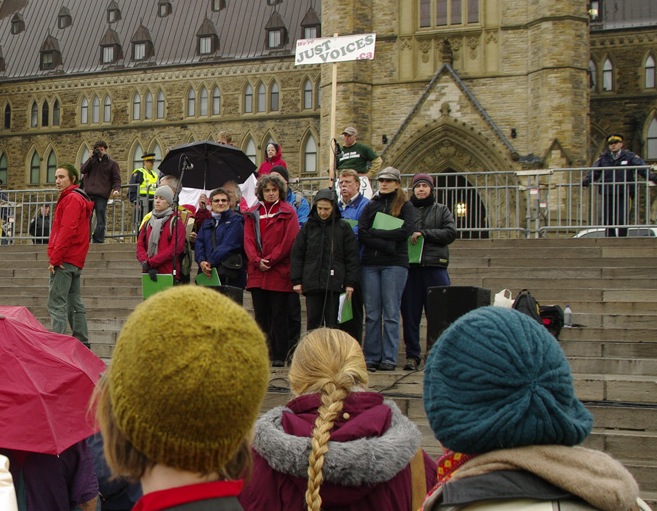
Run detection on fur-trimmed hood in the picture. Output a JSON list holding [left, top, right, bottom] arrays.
[[252, 394, 420, 487]]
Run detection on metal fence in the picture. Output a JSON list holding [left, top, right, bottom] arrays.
[[2, 167, 656, 244]]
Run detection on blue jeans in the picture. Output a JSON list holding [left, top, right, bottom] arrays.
[[361, 265, 408, 366], [48, 262, 89, 345]]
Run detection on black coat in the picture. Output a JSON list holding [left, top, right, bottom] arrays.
[[412, 198, 456, 268], [358, 191, 415, 267], [290, 194, 360, 295], [583, 149, 656, 196]]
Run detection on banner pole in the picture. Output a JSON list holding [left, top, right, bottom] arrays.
[[328, 33, 339, 185]]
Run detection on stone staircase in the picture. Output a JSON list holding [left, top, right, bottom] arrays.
[[0, 238, 655, 505]]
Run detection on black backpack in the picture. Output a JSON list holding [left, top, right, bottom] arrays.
[[539, 304, 565, 339], [512, 289, 542, 325]]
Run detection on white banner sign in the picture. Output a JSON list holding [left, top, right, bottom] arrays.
[[295, 33, 376, 65]]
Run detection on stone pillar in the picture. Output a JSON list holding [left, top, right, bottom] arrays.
[[526, 0, 590, 166]]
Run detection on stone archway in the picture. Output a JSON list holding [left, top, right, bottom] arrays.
[[386, 121, 521, 238]]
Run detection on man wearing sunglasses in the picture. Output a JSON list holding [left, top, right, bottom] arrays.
[[583, 133, 657, 237]]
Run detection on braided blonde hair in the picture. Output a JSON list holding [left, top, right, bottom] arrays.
[[288, 328, 369, 511]]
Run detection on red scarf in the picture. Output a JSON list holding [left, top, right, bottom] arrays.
[[422, 450, 477, 507]]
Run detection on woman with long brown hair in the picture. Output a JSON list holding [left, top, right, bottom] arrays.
[[240, 328, 436, 511], [358, 167, 415, 371]]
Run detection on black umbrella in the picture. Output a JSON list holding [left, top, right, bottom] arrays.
[[158, 141, 257, 190]]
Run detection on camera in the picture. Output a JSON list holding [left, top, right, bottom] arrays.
[[93, 148, 101, 157]]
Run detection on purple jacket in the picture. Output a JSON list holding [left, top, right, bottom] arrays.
[[239, 392, 436, 511]]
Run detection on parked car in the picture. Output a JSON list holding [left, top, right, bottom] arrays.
[[574, 227, 657, 238]]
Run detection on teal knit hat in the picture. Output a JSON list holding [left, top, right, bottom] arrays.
[[423, 306, 593, 454]]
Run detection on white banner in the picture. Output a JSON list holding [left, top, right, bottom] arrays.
[[295, 33, 376, 66]]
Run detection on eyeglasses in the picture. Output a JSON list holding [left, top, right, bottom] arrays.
[[378, 178, 396, 183], [212, 198, 229, 203]]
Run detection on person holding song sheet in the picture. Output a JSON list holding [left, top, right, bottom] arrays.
[[358, 167, 414, 372], [400, 173, 456, 371], [290, 188, 360, 330]]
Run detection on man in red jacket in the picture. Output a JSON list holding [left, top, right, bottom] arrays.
[[48, 163, 94, 347]]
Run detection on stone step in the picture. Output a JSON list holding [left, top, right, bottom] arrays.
[[574, 374, 657, 404], [623, 462, 657, 493], [570, 357, 657, 376], [586, 404, 657, 432], [459, 276, 657, 290], [561, 341, 657, 359]]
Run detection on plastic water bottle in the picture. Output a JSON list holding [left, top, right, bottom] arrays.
[[564, 305, 572, 328]]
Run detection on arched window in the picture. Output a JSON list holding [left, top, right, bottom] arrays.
[[270, 82, 279, 112], [46, 151, 57, 183], [53, 99, 60, 126], [42, 101, 49, 126], [30, 152, 40, 184], [145, 92, 153, 119], [80, 97, 88, 124], [4, 104, 10, 130], [152, 143, 163, 166], [187, 89, 196, 117], [80, 147, 90, 168], [589, 60, 596, 90], [303, 79, 312, 109], [602, 58, 613, 91], [304, 135, 318, 173], [133, 93, 141, 120], [200, 87, 208, 116], [646, 56, 655, 89], [245, 137, 256, 164], [647, 118, 657, 160], [103, 95, 111, 122], [157, 91, 165, 119], [244, 84, 253, 113], [0, 153, 7, 184], [30, 101, 38, 128], [92, 95, 100, 123], [257, 83, 266, 112], [212, 86, 221, 115], [133, 143, 144, 171]]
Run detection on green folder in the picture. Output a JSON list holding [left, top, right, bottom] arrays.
[[372, 211, 404, 230], [142, 273, 174, 300], [408, 235, 424, 264], [195, 267, 221, 287], [338, 292, 353, 323]]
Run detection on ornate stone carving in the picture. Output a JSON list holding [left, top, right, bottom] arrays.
[[420, 40, 431, 64], [441, 39, 453, 65], [467, 37, 479, 60]]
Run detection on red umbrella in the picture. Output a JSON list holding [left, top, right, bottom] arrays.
[[0, 311, 106, 455], [0, 306, 48, 331]]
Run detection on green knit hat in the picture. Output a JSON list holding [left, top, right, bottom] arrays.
[[109, 286, 269, 473]]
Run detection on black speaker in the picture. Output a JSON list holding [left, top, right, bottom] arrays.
[[208, 285, 244, 305], [426, 286, 491, 352]]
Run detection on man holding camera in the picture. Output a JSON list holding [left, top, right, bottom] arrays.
[[80, 140, 121, 243]]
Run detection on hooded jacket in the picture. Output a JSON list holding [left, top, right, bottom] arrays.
[[244, 200, 299, 292], [290, 188, 360, 294], [48, 185, 93, 269], [257, 143, 287, 176], [239, 393, 437, 511], [410, 196, 457, 268]]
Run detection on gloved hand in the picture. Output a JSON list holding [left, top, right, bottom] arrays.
[[148, 268, 158, 282], [141, 261, 150, 272]]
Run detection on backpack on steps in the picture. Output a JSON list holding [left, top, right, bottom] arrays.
[[512, 289, 542, 325]]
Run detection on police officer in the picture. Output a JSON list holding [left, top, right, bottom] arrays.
[[128, 152, 158, 223]]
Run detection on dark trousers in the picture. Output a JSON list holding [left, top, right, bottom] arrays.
[[400, 266, 451, 362], [305, 291, 339, 330], [603, 192, 628, 237], [338, 284, 363, 344], [288, 292, 301, 349], [251, 288, 292, 362], [89, 194, 108, 243]]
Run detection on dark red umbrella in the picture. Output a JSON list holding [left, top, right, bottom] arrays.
[[0, 311, 106, 455]]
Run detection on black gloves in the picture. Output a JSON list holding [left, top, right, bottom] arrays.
[[148, 268, 158, 282], [141, 261, 149, 272]]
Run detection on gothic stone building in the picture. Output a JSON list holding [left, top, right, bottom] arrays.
[[0, 0, 656, 228]]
